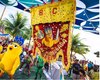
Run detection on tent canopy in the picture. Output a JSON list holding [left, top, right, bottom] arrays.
[[0, 0, 99, 31], [76, 0, 99, 30]]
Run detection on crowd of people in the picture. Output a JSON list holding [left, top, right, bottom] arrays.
[[0, 38, 10, 53], [0, 38, 99, 80], [0, 38, 44, 79], [68, 59, 99, 80]]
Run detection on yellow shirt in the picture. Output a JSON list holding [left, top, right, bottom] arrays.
[[0, 45, 3, 53]]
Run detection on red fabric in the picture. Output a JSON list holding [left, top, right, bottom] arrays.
[[28, 50, 32, 55], [33, 22, 70, 65], [24, 47, 28, 51]]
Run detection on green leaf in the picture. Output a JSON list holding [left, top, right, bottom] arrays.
[[4, 12, 31, 40], [71, 33, 90, 58]]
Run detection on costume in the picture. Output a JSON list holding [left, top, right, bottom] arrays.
[[35, 56, 44, 79], [0, 45, 3, 60], [0, 36, 24, 78], [0, 45, 3, 53]]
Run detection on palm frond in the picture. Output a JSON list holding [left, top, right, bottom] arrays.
[[4, 12, 31, 39], [71, 33, 90, 57], [4, 18, 15, 28], [5, 27, 13, 35]]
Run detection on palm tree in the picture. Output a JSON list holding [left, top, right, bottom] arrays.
[[0, 19, 5, 33], [71, 33, 90, 60], [0, 20, 4, 27], [22, 27, 32, 48], [4, 12, 31, 39]]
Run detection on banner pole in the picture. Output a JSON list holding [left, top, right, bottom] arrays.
[[50, 63, 52, 79], [0, 5, 6, 20]]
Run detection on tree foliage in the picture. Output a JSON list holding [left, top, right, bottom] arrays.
[[4, 12, 31, 39], [71, 33, 90, 58]]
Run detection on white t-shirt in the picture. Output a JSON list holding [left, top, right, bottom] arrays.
[[23, 51, 26, 56]]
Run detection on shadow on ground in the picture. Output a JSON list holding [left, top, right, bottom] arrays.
[[0, 66, 46, 79]]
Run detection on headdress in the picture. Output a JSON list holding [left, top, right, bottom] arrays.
[[14, 36, 24, 45]]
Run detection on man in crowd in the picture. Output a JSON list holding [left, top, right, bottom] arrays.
[[72, 59, 82, 80], [34, 55, 44, 80]]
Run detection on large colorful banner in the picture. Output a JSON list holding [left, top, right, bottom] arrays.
[[31, 0, 76, 71]]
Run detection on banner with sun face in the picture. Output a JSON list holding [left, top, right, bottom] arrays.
[[31, 0, 76, 71]]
